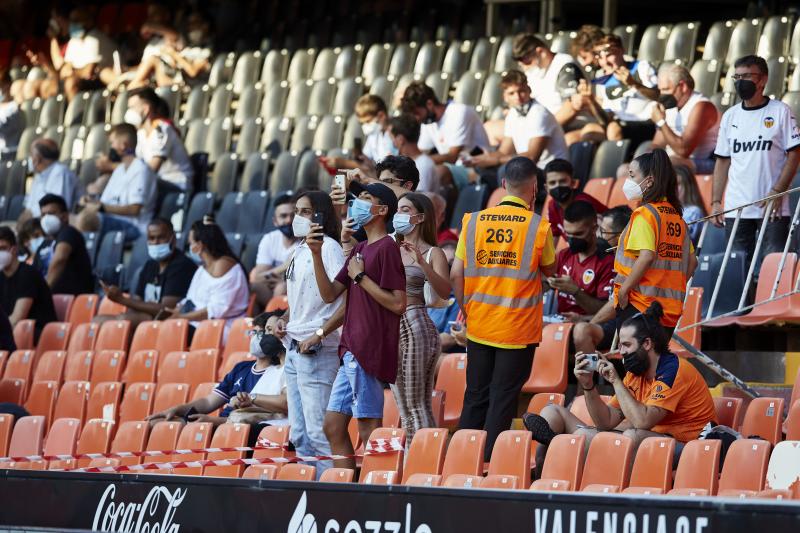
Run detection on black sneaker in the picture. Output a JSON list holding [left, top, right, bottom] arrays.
[[522, 413, 557, 446]]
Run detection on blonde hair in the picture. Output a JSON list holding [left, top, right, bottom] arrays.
[[355, 94, 387, 119]]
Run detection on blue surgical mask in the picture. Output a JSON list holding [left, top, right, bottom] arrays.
[[346, 203, 361, 231], [147, 243, 172, 261], [188, 246, 202, 265], [388, 143, 400, 156], [349, 198, 376, 227], [393, 213, 417, 235], [28, 237, 45, 253], [69, 23, 84, 39]]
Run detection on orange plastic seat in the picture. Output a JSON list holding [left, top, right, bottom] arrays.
[[242, 464, 279, 480], [402, 428, 448, 483], [695, 174, 714, 214], [405, 473, 442, 487], [90, 350, 126, 385], [50, 418, 115, 470], [607, 177, 637, 209], [530, 434, 586, 491], [443, 474, 483, 488], [24, 381, 58, 427], [94, 320, 131, 352], [97, 296, 127, 316], [713, 396, 743, 429], [527, 393, 565, 418], [319, 467, 355, 483], [129, 321, 161, 354], [191, 382, 218, 401], [190, 320, 225, 351], [254, 425, 290, 459], [667, 439, 721, 496], [441, 429, 486, 479], [67, 294, 99, 325], [87, 457, 121, 470], [4, 350, 35, 391], [218, 351, 254, 380], [202, 422, 250, 477], [156, 319, 189, 356], [0, 416, 45, 469], [522, 324, 572, 394], [37, 418, 81, 470], [53, 381, 89, 423], [122, 350, 158, 384], [12, 320, 35, 350], [431, 389, 445, 427], [786, 400, 800, 440], [265, 295, 289, 312], [86, 381, 123, 421], [481, 474, 520, 490], [66, 322, 99, 355], [622, 437, 675, 495], [52, 294, 75, 322], [0, 413, 13, 456], [363, 470, 398, 484], [740, 397, 784, 445], [158, 350, 218, 389], [717, 439, 771, 497], [579, 432, 634, 493], [669, 287, 703, 357], [383, 389, 400, 427], [277, 464, 316, 481], [33, 350, 67, 384], [0, 378, 26, 403], [0, 350, 8, 377], [35, 323, 71, 362], [755, 489, 795, 500], [64, 350, 94, 382], [359, 427, 406, 483], [434, 353, 467, 428], [119, 382, 156, 423], [109, 421, 150, 466], [487, 430, 532, 488], [569, 395, 611, 425], [790, 366, 800, 417], [222, 318, 251, 361], [143, 421, 183, 471], [152, 383, 190, 414], [169, 422, 213, 476], [582, 178, 615, 205]]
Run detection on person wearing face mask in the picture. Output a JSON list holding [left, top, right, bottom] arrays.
[[711, 55, 800, 275], [614, 149, 697, 337], [77, 123, 158, 243], [93, 217, 196, 328], [250, 193, 300, 307], [650, 64, 720, 174], [451, 156, 556, 460], [0, 70, 23, 162], [34, 194, 94, 295], [466, 71, 568, 173], [544, 159, 607, 239], [19, 138, 80, 223], [388, 114, 438, 192], [268, 191, 346, 475], [17, 218, 47, 267], [311, 182, 406, 470], [147, 312, 287, 431], [322, 95, 394, 172], [525, 302, 715, 463], [389, 193, 451, 442], [0, 227, 57, 343]]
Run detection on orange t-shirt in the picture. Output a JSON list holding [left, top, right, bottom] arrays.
[[608, 353, 715, 442]]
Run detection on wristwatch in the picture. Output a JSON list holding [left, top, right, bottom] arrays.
[[353, 272, 366, 284], [250, 393, 259, 403], [655, 119, 666, 128], [315, 327, 325, 340]]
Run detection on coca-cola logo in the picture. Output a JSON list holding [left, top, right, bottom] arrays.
[[92, 484, 186, 532]]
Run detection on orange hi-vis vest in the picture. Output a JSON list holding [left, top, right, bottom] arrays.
[[463, 202, 550, 346], [613, 202, 691, 327]]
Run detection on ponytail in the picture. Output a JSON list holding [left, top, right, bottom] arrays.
[[634, 148, 683, 216], [621, 302, 670, 354]]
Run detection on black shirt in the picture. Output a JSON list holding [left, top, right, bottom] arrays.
[[0, 263, 57, 341], [0, 307, 16, 352], [34, 225, 94, 295], [135, 251, 197, 303]]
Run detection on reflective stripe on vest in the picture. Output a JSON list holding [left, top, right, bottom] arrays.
[[468, 290, 543, 309]]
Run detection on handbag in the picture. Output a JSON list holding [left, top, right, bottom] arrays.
[[424, 248, 450, 308]]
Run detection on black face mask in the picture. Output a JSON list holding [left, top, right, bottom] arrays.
[[549, 186, 573, 204], [567, 236, 589, 254], [108, 148, 122, 163], [596, 237, 612, 254], [259, 333, 285, 365], [277, 223, 294, 239], [658, 93, 678, 109], [734, 79, 757, 101], [423, 110, 437, 124], [623, 345, 650, 376]]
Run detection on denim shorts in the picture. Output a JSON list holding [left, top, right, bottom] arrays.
[[326, 351, 384, 419]]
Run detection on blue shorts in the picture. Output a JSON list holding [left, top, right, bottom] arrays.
[[444, 163, 470, 191], [99, 213, 141, 243], [326, 351, 384, 419]]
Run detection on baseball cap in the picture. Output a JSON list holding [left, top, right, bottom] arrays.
[[350, 181, 398, 220]]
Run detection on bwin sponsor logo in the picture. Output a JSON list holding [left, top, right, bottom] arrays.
[[732, 136, 773, 153]]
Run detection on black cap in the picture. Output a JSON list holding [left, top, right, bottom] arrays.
[[350, 181, 398, 220]]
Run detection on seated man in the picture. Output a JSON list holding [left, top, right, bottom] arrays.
[[524, 302, 716, 461], [546, 201, 614, 322], [544, 159, 607, 239], [650, 64, 720, 174], [35, 194, 95, 295], [77, 123, 158, 243], [400, 82, 489, 191], [571, 25, 604, 78], [94, 217, 196, 329], [572, 205, 632, 353], [147, 312, 288, 429], [468, 70, 568, 171], [323, 94, 393, 171], [388, 114, 438, 192], [250, 194, 300, 307], [0, 227, 57, 343], [0, 71, 24, 162], [20, 138, 81, 222]]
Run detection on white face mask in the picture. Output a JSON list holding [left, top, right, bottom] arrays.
[[27, 156, 35, 172], [622, 178, 645, 201], [188, 30, 204, 44], [41, 214, 62, 236], [0, 250, 12, 269], [361, 121, 380, 137], [124, 109, 143, 128], [291, 215, 312, 238]]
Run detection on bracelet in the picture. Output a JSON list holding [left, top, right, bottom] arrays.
[[582, 384, 595, 391], [655, 119, 666, 128]]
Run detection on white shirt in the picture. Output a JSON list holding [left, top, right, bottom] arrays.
[[596, 60, 658, 122], [0, 100, 24, 155], [286, 236, 344, 348], [419, 102, 490, 156], [24, 162, 81, 217], [255, 229, 299, 268], [250, 364, 289, 426], [503, 100, 569, 168], [414, 153, 438, 192], [714, 98, 800, 219], [525, 52, 580, 116], [665, 91, 719, 161], [183, 263, 249, 340], [63, 29, 115, 70], [136, 120, 194, 190], [100, 157, 157, 232], [363, 129, 394, 162]]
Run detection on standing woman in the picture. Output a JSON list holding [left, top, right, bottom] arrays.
[[392, 192, 451, 440], [614, 148, 697, 339]]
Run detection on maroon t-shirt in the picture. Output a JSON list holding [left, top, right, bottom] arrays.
[[548, 192, 608, 238], [555, 247, 615, 315], [335, 235, 405, 383]]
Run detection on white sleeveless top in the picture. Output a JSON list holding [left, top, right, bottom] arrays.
[[665, 91, 719, 161]]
